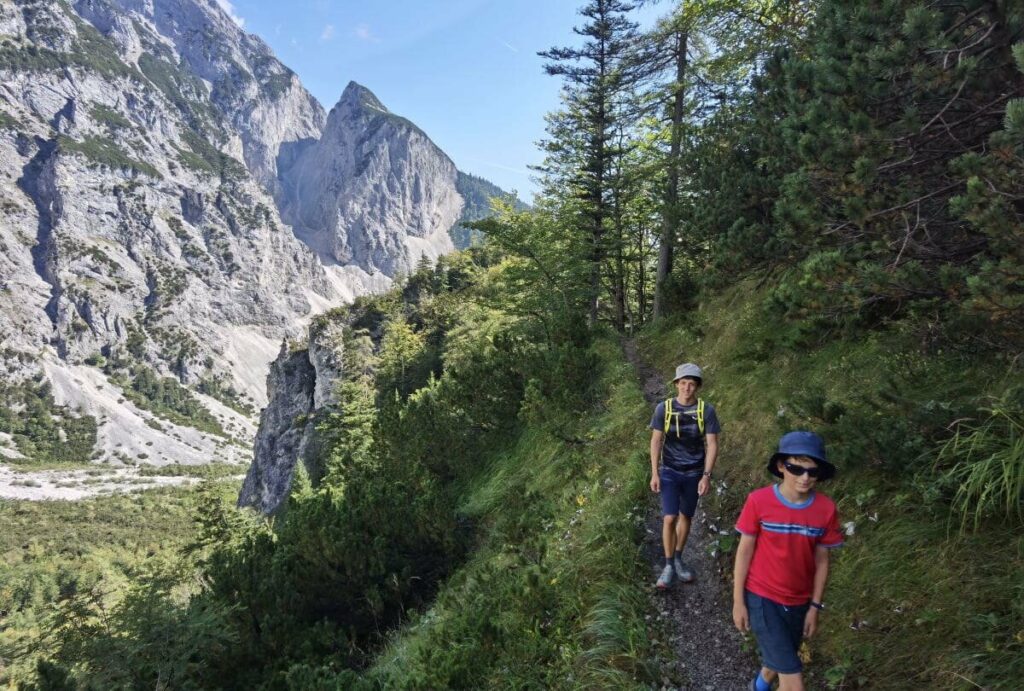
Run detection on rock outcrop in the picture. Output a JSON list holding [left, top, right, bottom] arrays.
[[236, 342, 317, 513]]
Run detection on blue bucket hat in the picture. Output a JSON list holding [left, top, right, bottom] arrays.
[[768, 430, 836, 480]]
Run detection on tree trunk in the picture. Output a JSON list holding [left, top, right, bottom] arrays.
[[652, 27, 687, 321]]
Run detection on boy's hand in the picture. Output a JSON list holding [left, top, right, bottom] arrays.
[[650, 474, 660, 493], [803, 607, 819, 638], [732, 602, 749, 632], [698, 475, 710, 496]]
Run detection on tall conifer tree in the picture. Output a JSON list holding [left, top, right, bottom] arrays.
[[540, 0, 640, 329]]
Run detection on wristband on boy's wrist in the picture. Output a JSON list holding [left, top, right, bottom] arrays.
[[810, 601, 825, 610], [702, 471, 712, 478]]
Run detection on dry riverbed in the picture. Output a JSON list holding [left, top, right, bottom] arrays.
[[0, 464, 208, 500]]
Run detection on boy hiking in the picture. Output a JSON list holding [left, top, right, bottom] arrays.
[[649, 363, 720, 589], [732, 431, 844, 691]]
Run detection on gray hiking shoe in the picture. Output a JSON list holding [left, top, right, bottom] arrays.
[[656, 563, 675, 589], [673, 555, 695, 583]]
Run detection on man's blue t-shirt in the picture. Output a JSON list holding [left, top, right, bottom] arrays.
[[650, 399, 721, 474]]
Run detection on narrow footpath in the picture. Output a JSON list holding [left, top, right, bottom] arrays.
[[623, 339, 755, 691]]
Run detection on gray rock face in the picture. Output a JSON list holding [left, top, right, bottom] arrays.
[[237, 313, 354, 513], [308, 318, 347, 410], [236, 342, 317, 513], [0, 0, 511, 494], [75, 0, 327, 192], [2, 0, 339, 419], [279, 82, 461, 276]]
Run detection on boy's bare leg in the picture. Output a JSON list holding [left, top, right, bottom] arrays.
[[662, 515, 676, 557], [777, 671, 803, 691], [758, 668, 777, 686], [674, 514, 691, 553]]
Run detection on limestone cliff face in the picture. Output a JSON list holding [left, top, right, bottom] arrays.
[[0, 0, 511, 485], [279, 82, 461, 277], [75, 0, 327, 192], [0, 0, 368, 466], [237, 317, 353, 513], [236, 343, 316, 513]]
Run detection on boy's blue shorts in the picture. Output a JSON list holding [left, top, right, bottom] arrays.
[[659, 466, 700, 518], [745, 590, 807, 674]]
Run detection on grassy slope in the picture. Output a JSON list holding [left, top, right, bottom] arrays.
[[0, 479, 241, 683], [361, 338, 660, 689], [638, 286, 1023, 690]]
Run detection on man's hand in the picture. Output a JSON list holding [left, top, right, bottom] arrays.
[[650, 474, 660, 493], [698, 475, 710, 496], [803, 607, 819, 638], [733, 602, 749, 632]]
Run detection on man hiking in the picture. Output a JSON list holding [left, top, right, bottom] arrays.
[[650, 363, 720, 589]]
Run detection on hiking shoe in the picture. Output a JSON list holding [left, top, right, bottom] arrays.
[[673, 556, 695, 583], [655, 563, 675, 589]]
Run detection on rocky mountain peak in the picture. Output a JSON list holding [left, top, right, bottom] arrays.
[[277, 83, 461, 277], [336, 81, 387, 116]]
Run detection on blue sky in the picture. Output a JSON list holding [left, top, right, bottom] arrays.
[[221, 0, 665, 201]]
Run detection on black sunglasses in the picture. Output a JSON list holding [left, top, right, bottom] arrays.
[[782, 461, 821, 478]]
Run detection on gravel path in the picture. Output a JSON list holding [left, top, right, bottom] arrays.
[[623, 339, 756, 691]]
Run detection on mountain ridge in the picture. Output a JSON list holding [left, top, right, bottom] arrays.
[[0, 0, 519, 475]]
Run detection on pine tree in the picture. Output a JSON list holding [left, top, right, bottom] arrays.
[[539, 0, 641, 329]]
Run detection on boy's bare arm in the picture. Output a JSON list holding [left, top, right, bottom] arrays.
[[804, 544, 831, 638], [650, 430, 663, 492], [732, 534, 756, 631]]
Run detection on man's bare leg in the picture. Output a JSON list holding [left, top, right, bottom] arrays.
[[662, 514, 676, 558]]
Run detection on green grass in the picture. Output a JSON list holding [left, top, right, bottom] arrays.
[[935, 399, 1024, 531], [362, 338, 658, 689], [638, 283, 1024, 689]]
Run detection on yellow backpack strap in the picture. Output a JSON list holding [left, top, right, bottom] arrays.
[[697, 398, 705, 436], [664, 398, 673, 436]]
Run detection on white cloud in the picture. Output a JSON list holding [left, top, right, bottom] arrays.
[[320, 24, 336, 41], [215, 0, 245, 28], [353, 23, 379, 43]]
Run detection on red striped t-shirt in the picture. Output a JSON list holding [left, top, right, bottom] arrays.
[[735, 484, 844, 605]]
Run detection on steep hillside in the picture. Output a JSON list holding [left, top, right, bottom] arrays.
[[638, 288, 1023, 689]]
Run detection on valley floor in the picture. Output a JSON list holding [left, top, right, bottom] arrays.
[[0, 463, 202, 500]]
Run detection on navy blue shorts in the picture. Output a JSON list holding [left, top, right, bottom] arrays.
[[659, 466, 700, 518], [745, 590, 807, 674]]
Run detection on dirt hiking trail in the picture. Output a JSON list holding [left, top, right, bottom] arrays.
[[623, 339, 756, 691]]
